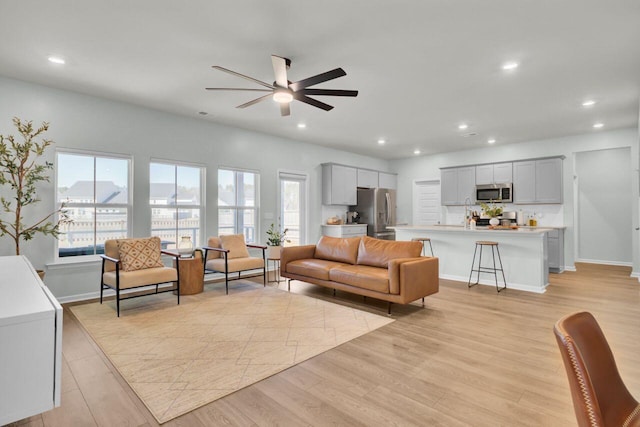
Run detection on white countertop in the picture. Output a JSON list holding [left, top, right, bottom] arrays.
[[390, 225, 553, 235], [322, 223, 367, 227]]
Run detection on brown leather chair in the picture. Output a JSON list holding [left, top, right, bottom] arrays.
[[554, 311, 640, 427]]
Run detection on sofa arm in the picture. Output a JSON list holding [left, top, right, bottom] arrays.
[[281, 245, 316, 273], [388, 257, 439, 300]]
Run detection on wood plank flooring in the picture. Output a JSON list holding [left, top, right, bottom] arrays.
[[8, 263, 640, 427]]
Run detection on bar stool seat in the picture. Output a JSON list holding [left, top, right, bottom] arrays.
[[411, 237, 434, 257], [468, 240, 506, 292]]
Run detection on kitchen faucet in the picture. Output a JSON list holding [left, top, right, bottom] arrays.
[[464, 197, 472, 229]]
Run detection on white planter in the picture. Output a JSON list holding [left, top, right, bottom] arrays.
[[267, 245, 281, 260]]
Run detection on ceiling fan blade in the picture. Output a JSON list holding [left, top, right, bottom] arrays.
[[289, 68, 347, 91], [294, 94, 334, 111], [236, 93, 273, 109], [205, 88, 272, 92], [301, 89, 358, 97], [280, 103, 291, 117], [212, 66, 275, 89], [271, 55, 289, 88]]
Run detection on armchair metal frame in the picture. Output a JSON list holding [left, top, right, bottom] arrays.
[[202, 244, 266, 294], [100, 250, 180, 317]]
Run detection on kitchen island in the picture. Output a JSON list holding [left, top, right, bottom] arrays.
[[391, 225, 553, 293]]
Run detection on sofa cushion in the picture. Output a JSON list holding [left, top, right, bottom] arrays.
[[117, 237, 164, 272], [103, 266, 177, 289], [329, 264, 390, 293], [206, 257, 264, 273], [315, 236, 360, 265], [220, 234, 250, 259], [356, 236, 422, 268], [286, 259, 347, 281]]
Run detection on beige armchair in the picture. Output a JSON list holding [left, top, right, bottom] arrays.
[[100, 237, 180, 317], [203, 234, 266, 294]]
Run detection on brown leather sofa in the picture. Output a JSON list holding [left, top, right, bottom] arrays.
[[281, 235, 439, 313]]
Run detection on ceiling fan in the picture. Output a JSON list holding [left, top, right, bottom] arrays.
[[206, 55, 358, 116]]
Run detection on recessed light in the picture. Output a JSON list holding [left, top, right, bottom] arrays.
[[48, 56, 65, 65], [413, 149, 421, 155], [488, 138, 496, 144], [297, 123, 306, 129], [593, 123, 604, 129], [377, 139, 385, 145], [502, 61, 519, 71], [582, 100, 596, 107], [458, 123, 468, 130]]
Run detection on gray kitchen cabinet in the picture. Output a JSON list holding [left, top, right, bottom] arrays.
[[322, 163, 357, 205], [547, 228, 565, 272], [475, 163, 513, 185], [513, 161, 536, 203], [440, 168, 459, 205], [535, 158, 563, 203], [441, 166, 475, 205], [357, 169, 378, 188], [378, 172, 397, 190], [513, 158, 562, 204], [493, 162, 513, 183]]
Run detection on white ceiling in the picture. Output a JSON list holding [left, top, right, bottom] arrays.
[[0, 1, 638, 160]]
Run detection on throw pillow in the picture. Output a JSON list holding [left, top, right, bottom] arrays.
[[117, 237, 164, 272], [220, 234, 250, 259]]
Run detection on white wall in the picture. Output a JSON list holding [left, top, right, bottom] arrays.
[[0, 76, 389, 300], [575, 147, 632, 264], [390, 128, 640, 273]]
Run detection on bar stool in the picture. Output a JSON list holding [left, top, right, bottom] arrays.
[[411, 237, 434, 257], [468, 240, 506, 292]]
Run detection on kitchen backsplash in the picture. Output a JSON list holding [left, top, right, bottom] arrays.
[[444, 204, 564, 227]]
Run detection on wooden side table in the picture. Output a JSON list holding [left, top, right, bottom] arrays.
[[173, 251, 204, 295]]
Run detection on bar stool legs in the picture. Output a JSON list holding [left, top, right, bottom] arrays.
[[411, 237, 434, 257], [468, 241, 507, 293]]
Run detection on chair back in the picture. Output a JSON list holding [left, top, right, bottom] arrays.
[[206, 236, 222, 260], [553, 311, 638, 427], [104, 239, 120, 272]]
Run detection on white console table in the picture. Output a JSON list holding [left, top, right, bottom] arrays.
[[0, 256, 62, 425]]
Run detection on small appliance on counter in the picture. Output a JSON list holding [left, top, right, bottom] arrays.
[[475, 211, 517, 227], [475, 183, 513, 203], [346, 211, 360, 224]]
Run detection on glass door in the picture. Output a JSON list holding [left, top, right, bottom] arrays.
[[278, 172, 307, 245]]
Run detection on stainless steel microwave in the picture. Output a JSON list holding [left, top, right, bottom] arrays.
[[475, 183, 513, 203]]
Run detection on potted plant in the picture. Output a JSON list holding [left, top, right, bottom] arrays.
[[0, 118, 71, 274], [265, 223, 289, 259], [480, 201, 503, 226]]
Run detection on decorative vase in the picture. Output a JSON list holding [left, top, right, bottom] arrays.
[[267, 245, 281, 260], [178, 236, 193, 258], [489, 217, 500, 226]]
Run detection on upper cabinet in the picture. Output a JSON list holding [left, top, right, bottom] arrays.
[[357, 169, 378, 188], [378, 172, 397, 190], [475, 163, 512, 185], [441, 166, 475, 205], [322, 163, 357, 205], [513, 158, 563, 204]]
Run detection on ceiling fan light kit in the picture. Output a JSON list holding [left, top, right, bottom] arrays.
[[206, 55, 358, 116]]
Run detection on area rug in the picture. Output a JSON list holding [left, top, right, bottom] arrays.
[[70, 282, 394, 423]]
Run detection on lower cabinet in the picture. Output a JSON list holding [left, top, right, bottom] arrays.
[[321, 225, 367, 238], [547, 229, 565, 273]]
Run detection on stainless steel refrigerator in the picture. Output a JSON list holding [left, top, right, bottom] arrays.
[[352, 188, 396, 240]]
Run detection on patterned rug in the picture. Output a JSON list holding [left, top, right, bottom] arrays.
[[70, 281, 394, 423]]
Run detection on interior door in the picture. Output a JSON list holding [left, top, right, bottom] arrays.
[[413, 180, 441, 225], [278, 171, 307, 245]]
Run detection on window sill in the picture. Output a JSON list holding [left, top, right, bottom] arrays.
[[46, 256, 102, 270]]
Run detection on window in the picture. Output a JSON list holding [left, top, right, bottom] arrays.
[[56, 151, 131, 257], [218, 168, 259, 242], [150, 161, 204, 250], [278, 171, 307, 245]]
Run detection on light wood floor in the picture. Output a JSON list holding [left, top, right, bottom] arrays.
[[9, 263, 640, 427]]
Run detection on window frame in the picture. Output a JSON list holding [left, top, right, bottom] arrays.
[[149, 158, 206, 250], [217, 166, 260, 243], [55, 148, 133, 261]]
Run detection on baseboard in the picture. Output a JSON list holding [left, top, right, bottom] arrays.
[[563, 265, 576, 272], [575, 258, 632, 267], [439, 273, 547, 294]]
